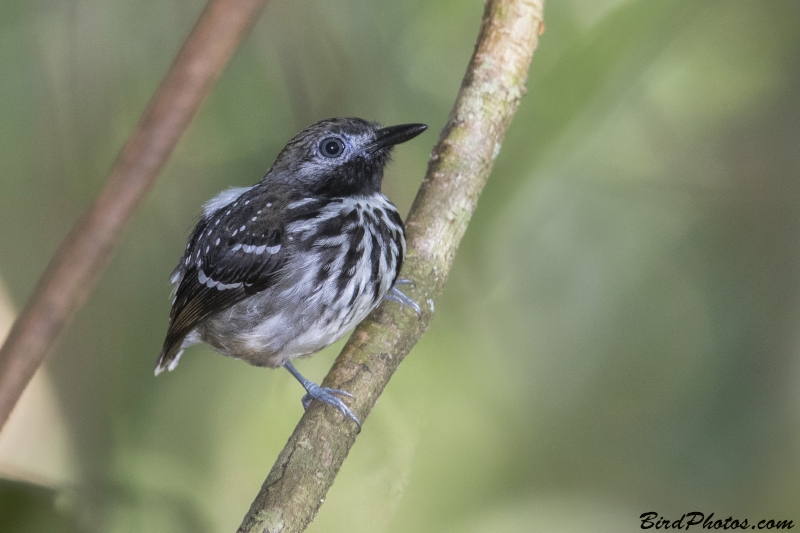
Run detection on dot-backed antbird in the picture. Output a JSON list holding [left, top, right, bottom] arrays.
[[156, 118, 428, 427]]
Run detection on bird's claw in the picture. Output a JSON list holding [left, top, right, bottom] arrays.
[[385, 284, 422, 316], [301, 382, 361, 429], [283, 360, 360, 429]]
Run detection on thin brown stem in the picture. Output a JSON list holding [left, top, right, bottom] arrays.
[[0, 0, 269, 430], [237, 1, 545, 531]]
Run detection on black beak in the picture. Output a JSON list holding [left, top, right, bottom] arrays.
[[368, 123, 428, 152]]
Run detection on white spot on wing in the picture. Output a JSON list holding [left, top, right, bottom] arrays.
[[287, 198, 314, 209], [198, 268, 244, 290]]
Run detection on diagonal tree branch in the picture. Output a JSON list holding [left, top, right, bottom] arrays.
[[0, 0, 270, 431], [237, 1, 545, 531]]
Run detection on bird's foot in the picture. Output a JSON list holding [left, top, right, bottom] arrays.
[[284, 361, 360, 429], [301, 383, 360, 428], [385, 282, 422, 316]]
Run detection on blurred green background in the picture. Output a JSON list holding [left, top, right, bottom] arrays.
[[2, 0, 800, 531]]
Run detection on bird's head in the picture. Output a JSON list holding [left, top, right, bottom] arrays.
[[264, 117, 427, 197]]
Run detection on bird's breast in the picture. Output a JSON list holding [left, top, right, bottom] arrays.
[[202, 194, 406, 366], [276, 194, 405, 358], [286, 193, 405, 314]]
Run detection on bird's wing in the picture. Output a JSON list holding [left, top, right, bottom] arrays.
[[156, 195, 329, 372]]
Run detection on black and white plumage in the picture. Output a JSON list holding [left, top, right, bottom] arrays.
[[156, 118, 427, 427]]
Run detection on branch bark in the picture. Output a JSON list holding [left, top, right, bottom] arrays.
[[0, 0, 269, 431], [237, 1, 545, 531]]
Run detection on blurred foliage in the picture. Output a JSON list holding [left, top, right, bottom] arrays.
[[0, 479, 84, 532], [1, 0, 800, 531]]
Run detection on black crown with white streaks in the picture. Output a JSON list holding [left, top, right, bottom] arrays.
[[156, 118, 427, 376]]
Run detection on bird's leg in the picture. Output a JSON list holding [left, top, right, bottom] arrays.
[[283, 360, 360, 429], [384, 278, 422, 315]]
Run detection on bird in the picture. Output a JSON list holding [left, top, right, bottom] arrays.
[[156, 117, 428, 428]]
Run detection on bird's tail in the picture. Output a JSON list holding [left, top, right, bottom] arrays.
[[154, 344, 184, 376]]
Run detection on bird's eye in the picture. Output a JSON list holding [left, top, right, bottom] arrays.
[[319, 137, 345, 158]]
